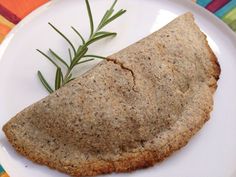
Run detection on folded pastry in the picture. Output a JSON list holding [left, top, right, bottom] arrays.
[[3, 13, 220, 176]]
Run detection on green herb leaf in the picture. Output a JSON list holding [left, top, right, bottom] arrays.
[[100, 9, 126, 29], [37, 0, 126, 93], [85, 0, 94, 38], [110, 0, 118, 10], [94, 31, 116, 37], [68, 78, 75, 82], [97, 0, 117, 30], [63, 73, 73, 85], [38, 71, 53, 93], [71, 26, 85, 44], [55, 68, 62, 90], [71, 47, 88, 67], [97, 10, 113, 30], [37, 49, 60, 68], [86, 32, 117, 46], [76, 58, 94, 65], [49, 49, 69, 68], [83, 54, 106, 59], [48, 22, 76, 55]]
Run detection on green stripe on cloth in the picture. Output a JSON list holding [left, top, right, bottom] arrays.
[[222, 7, 236, 24], [229, 19, 236, 31]]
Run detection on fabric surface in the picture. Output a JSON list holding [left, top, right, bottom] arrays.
[[0, 0, 48, 42], [196, 0, 236, 31], [0, 0, 235, 43], [0, 165, 9, 177], [0, 0, 235, 176]]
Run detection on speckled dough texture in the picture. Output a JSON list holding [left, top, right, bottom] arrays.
[[3, 13, 220, 176]]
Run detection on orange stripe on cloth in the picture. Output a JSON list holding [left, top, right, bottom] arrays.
[[0, 172, 9, 177], [0, 23, 11, 36], [0, 0, 49, 19]]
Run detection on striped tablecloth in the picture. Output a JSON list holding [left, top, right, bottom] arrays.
[[0, 0, 236, 176], [196, 0, 236, 30], [0, 0, 48, 43]]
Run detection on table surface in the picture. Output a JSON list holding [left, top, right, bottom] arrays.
[[0, 0, 235, 43]]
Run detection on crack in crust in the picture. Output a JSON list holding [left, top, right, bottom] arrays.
[[106, 58, 137, 92]]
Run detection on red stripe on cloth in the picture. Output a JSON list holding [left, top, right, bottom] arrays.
[[206, 0, 230, 13], [0, 4, 20, 24]]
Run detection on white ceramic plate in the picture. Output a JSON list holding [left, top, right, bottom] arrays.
[[0, 0, 236, 177]]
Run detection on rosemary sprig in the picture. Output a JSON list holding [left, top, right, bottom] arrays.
[[37, 0, 126, 93]]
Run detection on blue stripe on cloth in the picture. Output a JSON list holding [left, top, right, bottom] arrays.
[[197, 0, 212, 7], [0, 164, 5, 173], [215, 0, 236, 18]]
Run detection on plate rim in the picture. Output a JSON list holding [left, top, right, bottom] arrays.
[[0, 0, 236, 175]]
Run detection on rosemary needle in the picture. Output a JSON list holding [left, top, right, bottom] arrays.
[[37, 0, 126, 93]]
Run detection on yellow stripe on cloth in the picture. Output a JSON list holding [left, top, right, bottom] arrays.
[[0, 15, 14, 28], [0, 33, 5, 42], [222, 7, 236, 25], [0, 15, 14, 41]]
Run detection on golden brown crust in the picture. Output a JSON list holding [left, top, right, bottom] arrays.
[[3, 95, 212, 177], [204, 38, 221, 82], [200, 34, 220, 93], [186, 13, 220, 90], [3, 12, 221, 177]]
